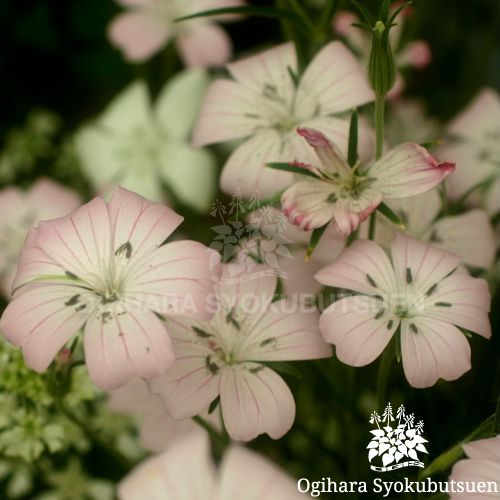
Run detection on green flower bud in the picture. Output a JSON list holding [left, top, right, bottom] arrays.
[[369, 19, 396, 95]]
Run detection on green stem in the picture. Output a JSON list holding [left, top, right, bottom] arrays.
[[419, 414, 495, 480], [374, 91, 385, 161], [192, 415, 229, 452], [376, 341, 394, 411]]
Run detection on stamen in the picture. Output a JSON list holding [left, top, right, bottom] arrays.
[[259, 337, 275, 348], [205, 355, 219, 375], [115, 241, 132, 259], [192, 326, 213, 338], [406, 268, 413, 284], [435, 302, 452, 307], [226, 309, 241, 330], [64, 294, 80, 306], [425, 283, 438, 296], [409, 323, 418, 334], [387, 319, 394, 330], [366, 274, 377, 288], [375, 309, 385, 320]]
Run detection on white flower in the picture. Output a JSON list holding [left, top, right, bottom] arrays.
[[75, 70, 216, 212]]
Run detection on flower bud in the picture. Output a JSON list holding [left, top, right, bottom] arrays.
[[368, 20, 396, 95]]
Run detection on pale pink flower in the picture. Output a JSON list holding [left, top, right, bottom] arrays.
[[0, 179, 81, 298], [108, 377, 209, 452], [439, 88, 500, 215], [0, 187, 216, 389], [371, 189, 497, 270], [192, 41, 375, 198], [333, 8, 432, 98], [449, 436, 500, 498], [109, 0, 244, 66], [281, 128, 455, 236], [315, 233, 491, 388], [149, 264, 331, 441], [118, 433, 303, 500]]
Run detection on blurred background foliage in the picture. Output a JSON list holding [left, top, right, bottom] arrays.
[[0, 0, 499, 498]]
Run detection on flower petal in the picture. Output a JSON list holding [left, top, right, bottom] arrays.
[[370, 142, 455, 198], [107, 186, 183, 261], [400, 318, 471, 388], [220, 363, 295, 441], [463, 436, 500, 462], [281, 179, 337, 231], [295, 41, 374, 117], [217, 445, 304, 500], [242, 300, 331, 361], [35, 197, 112, 288], [127, 240, 216, 320], [84, 309, 174, 389], [148, 339, 220, 419], [158, 142, 217, 213], [424, 209, 497, 270], [319, 296, 397, 366], [226, 42, 296, 99], [177, 23, 232, 68], [0, 284, 90, 372], [220, 130, 292, 198], [118, 433, 216, 500], [390, 232, 462, 296], [155, 69, 209, 141], [449, 458, 500, 499], [424, 272, 491, 339], [315, 239, 396, 295], [108, 12, 170, 62], [27, 179, 81, 220]]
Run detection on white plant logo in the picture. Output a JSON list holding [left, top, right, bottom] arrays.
[[367, 403, 429, 472]]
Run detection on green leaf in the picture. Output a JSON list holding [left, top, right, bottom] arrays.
[[175, 6, 310, 35], [266, 162, 321, 179], [377, 202, 406, 229], [350, 0, 374, 26], [306, 223, 330, 260], [380, 0, 391, 21], [388, 1, 413, 26], [265, 362, 302, 380], [347, 109, 358, 167], [419, 139, 443, 150], [208, 396, 220, 415]]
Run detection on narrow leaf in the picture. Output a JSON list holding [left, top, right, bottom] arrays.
[[347, 109, 359, 167], [175, 6, 309, 34], [266, 162, 321, 179], [265, 361, 302, 380], [306, 223, 330, 261], [208, 396, 220, 415], [380, 0, 391, 22], [350, 0, 374, 26], [388, 1, 414, 26], [377, 202, 406, 229]]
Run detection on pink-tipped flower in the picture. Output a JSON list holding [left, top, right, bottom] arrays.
[[0, 179, 81, 298], [108, 0, 245, 66], [281, 128, 455, 236], [449, 436, 500, 498], [118, 433, 304, 499], [439, 88, 500, 215], [315, 233, 491, 388], [148, 264, 331, 441], [0, 187, 216, 390], [192, 41, 375, 198]]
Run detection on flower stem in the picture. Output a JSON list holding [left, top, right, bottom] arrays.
[[419, 414, 495, 479], [376, 340, 394, 411], [369, 91, 387, 240], [192, 415, 229, 453]]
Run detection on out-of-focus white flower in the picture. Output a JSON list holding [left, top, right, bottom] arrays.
[[0, 179, 81, 298], [75, 70, 216, 212], [439, 88, 500, 216], [449, 435, 500, 498], [193, 41, 375, 198], [118, 433, 304, 500], [109, 0, 244, 66]]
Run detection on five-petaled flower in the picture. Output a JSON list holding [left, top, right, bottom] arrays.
[[118, 433, 304, 499], [0, 187, 216, 389], [315, 233, 491, 388], [193, 41, 375, 198], [149, 264, 331, 441], [281, 127, 455, 236], [109, 0, 245, 66]]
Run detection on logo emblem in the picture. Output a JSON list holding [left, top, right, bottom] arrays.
[[367, 403, 428, 472]]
